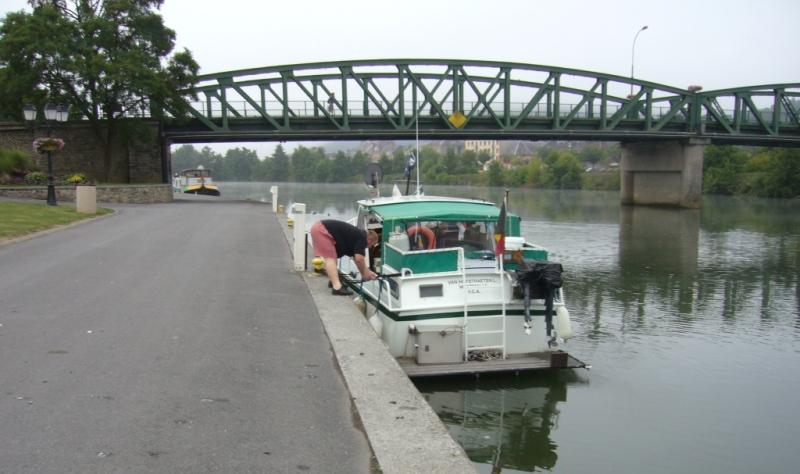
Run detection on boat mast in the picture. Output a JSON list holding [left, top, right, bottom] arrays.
[[415, 103, 420, 196]]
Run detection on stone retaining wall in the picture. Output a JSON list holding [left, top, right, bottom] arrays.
[[0, 121, 166, 184], [0, 184, 173, 204]]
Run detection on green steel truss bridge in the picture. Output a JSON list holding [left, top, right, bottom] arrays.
[[163, 59, 800, 146]]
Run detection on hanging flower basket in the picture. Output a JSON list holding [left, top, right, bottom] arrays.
[[33, 137, 65, 153]]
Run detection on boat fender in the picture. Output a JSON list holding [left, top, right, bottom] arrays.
[[368, 313, 383, 336], [556, 305, 572, 340], [406, 225, 436, 249], [353, 296, 367, 315]]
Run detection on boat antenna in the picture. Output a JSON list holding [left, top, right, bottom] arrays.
[[415, 101, 420, 196]]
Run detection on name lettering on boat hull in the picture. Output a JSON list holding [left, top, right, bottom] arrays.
[[446, 277, 500, 295]]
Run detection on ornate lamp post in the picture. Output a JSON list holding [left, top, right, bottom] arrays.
[[630, 25, 649, 97], [24, 103, 68, 206]]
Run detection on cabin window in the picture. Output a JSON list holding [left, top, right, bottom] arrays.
[[403, 220, 493, 253], [419, 284, 443, 298], [397, 220, 499, 255]]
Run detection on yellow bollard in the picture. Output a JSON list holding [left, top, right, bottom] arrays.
[[311, 257, 324, 273], [278, 204, 284, 214]]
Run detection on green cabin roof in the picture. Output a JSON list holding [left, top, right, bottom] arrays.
[[363, 198, 512, 221]]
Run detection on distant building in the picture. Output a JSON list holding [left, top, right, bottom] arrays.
[[465, 140, 500, 162]]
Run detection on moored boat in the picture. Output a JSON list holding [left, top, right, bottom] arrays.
[[174, 167, 221, 196], [337, 193, 588, 377]]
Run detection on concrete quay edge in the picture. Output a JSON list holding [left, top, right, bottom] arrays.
[[277, 212, 476, 474]]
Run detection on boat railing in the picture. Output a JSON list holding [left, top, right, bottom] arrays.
[[376, 243, 467, 314]]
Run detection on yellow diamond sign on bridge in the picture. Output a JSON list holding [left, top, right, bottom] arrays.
[[448, 111, 467, 129]]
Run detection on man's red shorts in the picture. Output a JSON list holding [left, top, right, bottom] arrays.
[[310, 220, 337, 259]]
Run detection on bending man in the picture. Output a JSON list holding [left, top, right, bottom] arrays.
[[310, 219, 379, 295]]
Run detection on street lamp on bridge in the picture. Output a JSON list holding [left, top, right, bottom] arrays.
[[24, 103, 69, 206], [630, 25, 649, 97]]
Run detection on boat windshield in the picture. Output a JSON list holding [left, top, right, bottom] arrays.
[[400, 220, 497, 255], [183, 169, 212, 178]]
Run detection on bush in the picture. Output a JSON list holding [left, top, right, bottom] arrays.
[[66, 173, 89, 184], [0, 149, 34, 177], [24, 171, 47, 185], [582, 171, 620, 191]]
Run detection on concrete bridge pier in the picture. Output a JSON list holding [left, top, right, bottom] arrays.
[[620, 138, 709, 208]]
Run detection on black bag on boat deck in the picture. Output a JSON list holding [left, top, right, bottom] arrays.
[[515, 261, 564, 299], [515, 261, 564, 337]]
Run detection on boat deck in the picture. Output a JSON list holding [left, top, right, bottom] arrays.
[[399, 351, 588, 378]]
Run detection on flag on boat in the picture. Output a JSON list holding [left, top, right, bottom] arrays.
[[403, 154, 416, 178], [494, 192, 507, 256]]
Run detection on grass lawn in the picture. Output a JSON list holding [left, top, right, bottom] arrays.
[[0, 202, 113, 241]]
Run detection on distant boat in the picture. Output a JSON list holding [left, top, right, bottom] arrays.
[[173, 167, 220, 197]]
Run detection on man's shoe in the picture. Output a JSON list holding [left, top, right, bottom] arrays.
[[331, 286, 353, 296]]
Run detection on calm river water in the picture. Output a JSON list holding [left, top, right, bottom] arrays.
[[222, 182, 800, 474]]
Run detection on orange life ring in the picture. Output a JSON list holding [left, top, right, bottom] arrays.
[[407, 225, 436, 250]]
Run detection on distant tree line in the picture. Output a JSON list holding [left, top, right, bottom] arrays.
[[171, 145, 371, 183], [170, 143, 621, 190], [170, 143, 799, 198], [703, 145, 800, 198]]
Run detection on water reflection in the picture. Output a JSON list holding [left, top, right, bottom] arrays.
[[564, 198, 800, 343], [618, 206, 700, 278], [415, 372, 587, 473]]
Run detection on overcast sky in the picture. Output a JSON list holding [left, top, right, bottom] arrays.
[[3, 0, 799, 157]]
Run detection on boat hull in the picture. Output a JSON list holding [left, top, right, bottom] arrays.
[[360, 296, 569, 357], [183, 185, 220, 196]]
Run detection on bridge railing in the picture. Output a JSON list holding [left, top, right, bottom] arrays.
[[164, 60, 799, 143], [187, 98, 796, 126]]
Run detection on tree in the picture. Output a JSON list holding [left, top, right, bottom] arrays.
[[524, 157, 547, 187], [330, 151, 351, 182], [350, 151, 370, 180], [487, 161, 504, 187], [763, 148, 800, 198], [703, 145, 750, 195], [545, 150, 583, 189], [171, 144, 202, 173], [747, 147, 800, 199], [223, 147, 259, 181], [0, 1, 198, 181], [271, 144, 289, 181], [577, 145, 604, 170]]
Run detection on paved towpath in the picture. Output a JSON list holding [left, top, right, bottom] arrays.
[[0, 200, 372, 473]]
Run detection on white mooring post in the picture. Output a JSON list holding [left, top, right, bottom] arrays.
[[270, 185, 278, 213], [292, 203, 306, 271]]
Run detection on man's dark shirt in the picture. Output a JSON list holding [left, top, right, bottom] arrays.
[[322, 220, 367, 258]]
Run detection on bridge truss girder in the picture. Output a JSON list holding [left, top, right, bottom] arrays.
[[164, 60, 800, 146]]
